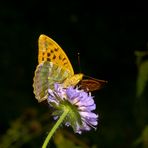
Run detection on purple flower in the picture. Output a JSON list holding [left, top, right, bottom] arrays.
[[47, 83, 98, 134]]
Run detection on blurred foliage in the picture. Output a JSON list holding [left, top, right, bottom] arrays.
[[53, 130, 92, 148], [134, 125, 148, 148], [0, 108, 42, 148], [0, 107, 94, 148], [135, 51, 148, 97], [133, 50, 148, 148]]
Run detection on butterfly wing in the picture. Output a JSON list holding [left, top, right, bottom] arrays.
[[33, 61, 72, 102], [38, 34, 74, 75], [80, 79, 107, 91], [33, 34, 83, 102]]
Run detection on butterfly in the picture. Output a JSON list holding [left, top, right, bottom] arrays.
[[79, 77, 107, 91], [33, 34, 107, 102]]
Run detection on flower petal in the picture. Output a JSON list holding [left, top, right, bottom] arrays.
[[47, 83, 98, 134]]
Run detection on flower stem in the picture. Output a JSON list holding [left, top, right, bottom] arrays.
[[42, 108, 69, 148]]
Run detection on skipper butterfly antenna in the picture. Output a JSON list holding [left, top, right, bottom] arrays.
[[84, 74, 108, 83], [78, 52, 82, 73]]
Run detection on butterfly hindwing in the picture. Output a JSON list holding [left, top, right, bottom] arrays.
[[33, 61, 72, 102]]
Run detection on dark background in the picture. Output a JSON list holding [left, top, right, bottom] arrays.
[[0, 1, 148, 148]]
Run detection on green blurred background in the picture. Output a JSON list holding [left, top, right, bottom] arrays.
[[0, 1, 148, 148]]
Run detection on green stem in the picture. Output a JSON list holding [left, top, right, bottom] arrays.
[[42, 108, 69, 148]]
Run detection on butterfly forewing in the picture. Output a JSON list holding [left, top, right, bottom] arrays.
[[80, 79, 107, 91], [38, 34, 74, 75]]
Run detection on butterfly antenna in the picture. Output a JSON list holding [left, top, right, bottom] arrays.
[[78, 52, 82, 73], [84, 74, 108, 83]]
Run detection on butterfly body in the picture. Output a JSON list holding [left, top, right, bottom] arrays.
[[63, 73, 83, 88]]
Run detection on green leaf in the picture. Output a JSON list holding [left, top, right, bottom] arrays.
[[33, 61, 71, 102], [133, 125, 148, 148], [54, 130, 83, 148], [137, 60, 148, 97]]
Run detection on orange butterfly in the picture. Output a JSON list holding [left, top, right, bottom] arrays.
[[80, 77, 107, 91]]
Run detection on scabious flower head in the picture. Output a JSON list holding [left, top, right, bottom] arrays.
[[47, 83, 98, 134]]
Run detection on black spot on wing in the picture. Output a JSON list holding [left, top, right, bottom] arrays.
[[54, 48, 58, 51], [53, 55, 56, 59], [47, 58, 51, 61], [62, 58, 66, 61], [47, 53, 50, 57], [63, 62, 68, 65], [50, 50, 54, 53], [59, 55, 62, 60]]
